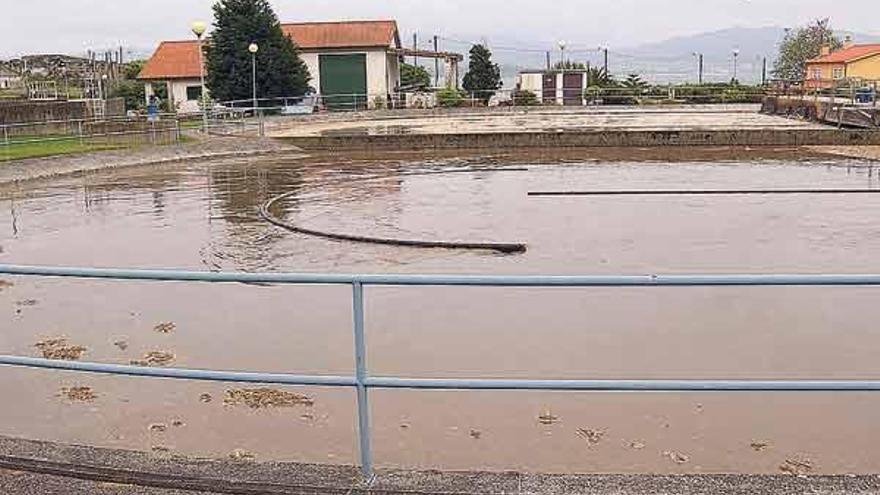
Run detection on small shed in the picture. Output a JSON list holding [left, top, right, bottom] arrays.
[[518, 69, 590, 106]]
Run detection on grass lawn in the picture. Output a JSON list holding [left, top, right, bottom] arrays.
[[1, 137, 124, 161]]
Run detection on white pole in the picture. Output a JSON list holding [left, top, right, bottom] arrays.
[[198, 38, 207, 133]]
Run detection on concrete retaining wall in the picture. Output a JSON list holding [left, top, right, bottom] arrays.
[[0, 98, 125, 125], [281, 128, 880, 151]]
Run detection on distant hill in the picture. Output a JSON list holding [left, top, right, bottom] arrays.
[[444, 26, 880, 87]]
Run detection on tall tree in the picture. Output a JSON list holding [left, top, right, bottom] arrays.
[[773, 19, 842, 82], [205, 0, 310, 103], [400, 62, 431, 90], [462, 44, 502, 101]]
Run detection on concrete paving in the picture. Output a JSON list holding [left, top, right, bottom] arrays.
[[269, 105, 826, 138]]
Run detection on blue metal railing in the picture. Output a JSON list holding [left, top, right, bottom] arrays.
[[3, 263, 880, 479]]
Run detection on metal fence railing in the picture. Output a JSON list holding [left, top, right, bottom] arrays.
[[0, 115, 184, 161], [3, 264, 880, 478]]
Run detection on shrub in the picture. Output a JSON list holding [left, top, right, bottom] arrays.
[[512, 89, 539, 106], [437, 87, 465, 107]]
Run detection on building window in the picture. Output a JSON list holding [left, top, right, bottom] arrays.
[[811, 68, 822, 80], [186, 86, 202, 101], [832, 67, 844, 80]]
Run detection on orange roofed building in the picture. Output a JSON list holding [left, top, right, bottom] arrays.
[[804, 39, 880, 89], [139, 20, 404, 112]]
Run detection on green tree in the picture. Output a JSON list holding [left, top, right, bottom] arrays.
[[462, 44, 502, 101], [110, 60, 155, 111], [773, 19, 842, 82], [553, 60, 587, 70], [622, 73, 648, 90], [400, 62, 431, 89], [586, 67, 615, 87], [205, 0, 310, 103]]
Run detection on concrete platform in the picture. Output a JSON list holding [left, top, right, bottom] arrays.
[[267, 105, 880, 150], [3, 436, 880, 494]]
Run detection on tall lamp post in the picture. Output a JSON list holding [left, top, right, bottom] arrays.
[[692, 52, 704, 85], [248, 43, 259, 111], [191, 21, 208, 133], [558, 40, 567, 70], [732, 48, 740, 84]]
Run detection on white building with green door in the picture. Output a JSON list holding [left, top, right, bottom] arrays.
[[140, 20, 404, 112]]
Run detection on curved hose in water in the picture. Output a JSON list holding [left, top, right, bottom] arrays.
[[260, 192, 527, 254]]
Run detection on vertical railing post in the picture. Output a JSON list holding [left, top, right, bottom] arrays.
[[352, 281, 373, 480]]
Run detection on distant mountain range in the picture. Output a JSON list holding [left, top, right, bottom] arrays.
[[464, 26, 880, 87]]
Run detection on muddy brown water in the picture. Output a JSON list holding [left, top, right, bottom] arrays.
[[2, 148, 880, 474]]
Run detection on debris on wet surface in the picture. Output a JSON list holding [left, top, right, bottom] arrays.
[[199, 393, 213, 403], [780, 457, 814, 475], [130, 351, 175, 367], [154, 322, 175, 334], [148, 423, 167, 433], [223, 388, 314, 409], [229, 449, 256, 461], [628, 441, 647, 450], [150, 445, 171, 453], [58, 386, 97, 402], [16, 299, 38, 307], [662, 450, 690, 465], [751, 441, 770, 452], [575, 428, 605, 446], [171, 419, 185, 428], [113, 340, 129, 351], [0, 280, 13, 291], [537, 409, 559, 425], [469, 429, 482, 440], [35, 338, 86, 361]]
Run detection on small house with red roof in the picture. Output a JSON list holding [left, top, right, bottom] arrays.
[[138, 20, 405, 112], [804, 38, 880, 89]]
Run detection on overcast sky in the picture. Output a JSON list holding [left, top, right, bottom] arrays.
[[2, 0, 878, 58]]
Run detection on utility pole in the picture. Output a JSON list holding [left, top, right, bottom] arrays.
[[413, 33, 418, 66], [603, 47, 609, 76], [433, 35, 439, 87], [694, 53, 704, 85], [761, 56, 767, 86], [546, 51, 551, 71]]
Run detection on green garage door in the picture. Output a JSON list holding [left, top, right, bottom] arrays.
[[319, 54, 368, 111]]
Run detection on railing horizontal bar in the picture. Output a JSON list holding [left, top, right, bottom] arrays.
[[0, 356, 356, 387], [3, 357, 879, 392], [366, 377, 880, 392], [3, 265, 880, 287]]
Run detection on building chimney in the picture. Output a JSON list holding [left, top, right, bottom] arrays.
[[820, 44, 831, 56], [843, 35, 854, 49]]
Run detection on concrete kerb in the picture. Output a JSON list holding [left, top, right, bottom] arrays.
[[0, 144, 307, 188], [2, 437, 880, 495]]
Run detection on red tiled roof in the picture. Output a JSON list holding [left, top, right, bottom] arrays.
[[139, 21, 400, 80], [282, 20, 399, 50], [808, 44, 880, 64], [138, 40, 202, 80]]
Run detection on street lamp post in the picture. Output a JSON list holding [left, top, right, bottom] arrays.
[[557, 40, 567, 70], [248, 43, 259, 111], [732, 48, 740, 84], [692, 52, 704, 85], [191, 21, 208, 134]]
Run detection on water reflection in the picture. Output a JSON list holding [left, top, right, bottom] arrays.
[[2, 149, 880, 473]]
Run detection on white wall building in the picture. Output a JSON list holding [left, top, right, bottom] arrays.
[[139, 20, 408, 112], [518, 70, 590, 106]]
